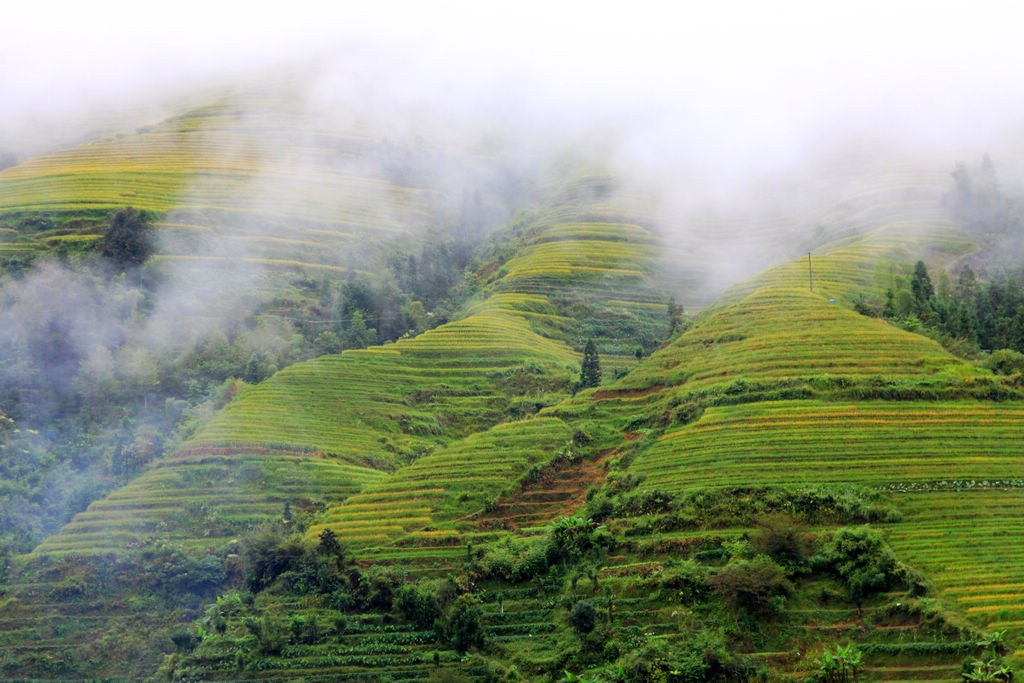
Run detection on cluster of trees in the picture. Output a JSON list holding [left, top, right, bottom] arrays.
[[859, 260, 1024, 361], [946, 154, 1004, 233], [385, 234, 478, 313], [99, 207, 155, 270], [176, 524, 488, 663]]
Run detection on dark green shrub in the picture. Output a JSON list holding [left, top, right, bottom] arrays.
[[674, 402, 704, 425], [513, 540, 552, 581], [99, 206, 154, 269], [584, 493, 615, 522], [658, 561, 710, 603], [241, 526, 307, 593], [570, 600, 597, 634], [615, 489, 674, 516], [243, 614, 287, 655], [170, 628, 197, 652], [287, 616, 319, 644], [443, 594, 484, 654], [395, 582, 442, 630], [360, 565, 406, 610], [708, 556, 791, 616], [811, 527, 906, 603], [984, 349, 1024, 375], [749, 514, 811, 568], [49, 577, 86, 600]]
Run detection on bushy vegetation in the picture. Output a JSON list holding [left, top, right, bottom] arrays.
[[811, 527, 919, 604]]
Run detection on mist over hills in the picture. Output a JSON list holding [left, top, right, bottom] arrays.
[[4, 5, 1024, 680]]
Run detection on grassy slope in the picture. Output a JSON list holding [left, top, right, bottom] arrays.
[[0, 86, 440, 680], [0, 84, 433, 281], [166, 168, 1019, 682], [535, 187, 1024, 675], [4, 105, 1018, 679], [0, 170, 681, 679]]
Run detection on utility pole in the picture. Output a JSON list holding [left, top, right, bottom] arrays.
[[808, 252, 813, 292]]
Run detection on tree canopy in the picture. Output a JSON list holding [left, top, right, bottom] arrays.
[[99, 207, 154, 270]]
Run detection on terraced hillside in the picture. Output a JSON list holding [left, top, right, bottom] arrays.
[[632, 400, 1024, 490], [611, 391, 1024, 664], [5, 94, 1023, 682], [148, 167, 1024, 682], [0, 85, 434, 255], [0, 166, 688, 679], [308, 417, 574, 547], [537, 199, 1024, 675], [614, 285, 971, 395]]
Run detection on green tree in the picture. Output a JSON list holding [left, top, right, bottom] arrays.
[[882, 288, 896, 318], [579, 339, 601, 389], [570, 600, 597, 634], [244, 353, 262, 384], [342, 310, 377, 350], [99, 207, 154, 269], [313, 330, 342, 355], [405, 300, 427, 334], [910, 261, 934, 307], [667, 296, 685, 335], [708, 555, 792, 616], [957, 264, 979, 301], [811, 527, 905, 606], [395, 582, 442, 630], [444, 594, 484, 654]]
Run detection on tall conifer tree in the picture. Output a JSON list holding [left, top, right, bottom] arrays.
[[580, 339, 601, 388]]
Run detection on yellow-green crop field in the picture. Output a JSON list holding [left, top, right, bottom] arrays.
[[36, 202, 676, 564], [7, 108, 1012, 681], [191, 307, 576, 465], [887, 490, 1024, 637], [32, 453, 383, 556], [309, 417, 572, 547], [0, 92, 434, 264], [617, 285, 972, 393], [719, 221, 973, 307], [632, 399, 1024, 491]]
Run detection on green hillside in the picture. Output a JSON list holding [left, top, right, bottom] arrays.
[[0, 86, 432, 230], [534, 208, 1024, 677], [145, 176, 1024, 681], [0, 160, 688, 678], [4, 82, 1024, 682]]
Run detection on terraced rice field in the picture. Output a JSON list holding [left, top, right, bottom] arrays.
[[723, 223, 971, 306], [501, 229, 652, 285], [7, 137, 1002, 679], [472, 449, 614, 531], [616, 285, 972, 393], [632, 399, 1024, 491], [0, 95, 429, 220], [192, 307, 577, 467], [31, 452, 384, 556], [0, 576, 154, 680], [309, 417, 573, 547], [0, 181, 689, 675], [476, 220, 673, 354], [0, 89, 435, 278], [887, 491, 1024, 636]]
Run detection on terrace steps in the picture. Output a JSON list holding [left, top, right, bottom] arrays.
[[472, 450, 613, 530]]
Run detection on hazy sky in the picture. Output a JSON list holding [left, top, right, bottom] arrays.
[[4, 1, 1024, 186]]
